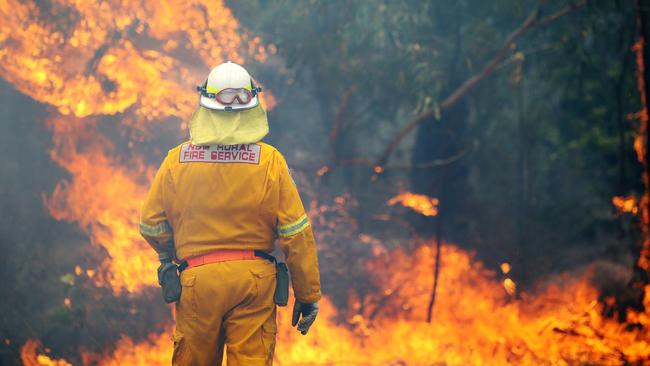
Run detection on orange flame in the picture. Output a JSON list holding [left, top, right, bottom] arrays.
[[0, 0, 271, 293], [632, 36, 650, 272], [21, 243, 650, 365], [387, 192, 439, 217], [0, 0, 269, 119], [20, 340, 72, 366], [44, 117, 157, 292], [612, 195, 639, 215]]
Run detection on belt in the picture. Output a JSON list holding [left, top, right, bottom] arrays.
[[178, 249, 276, 272]]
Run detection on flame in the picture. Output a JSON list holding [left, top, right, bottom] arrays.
[[20, 340, 72, 366], [632, 37, 650, 273], [80, 331, 173, 366], [44, 117, 156, 292], [22, 243, 650, 365], [612, 195, 639, 215], [0, 0, 271, 293], [0, 0, 268, 119], [387, 192, 439, 217]]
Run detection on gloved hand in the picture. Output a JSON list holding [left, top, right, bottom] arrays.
[[292, 301, 319, 335], [157, 260, 181, 303]]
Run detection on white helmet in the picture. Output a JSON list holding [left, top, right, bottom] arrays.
[[197, 61, 262, 112]]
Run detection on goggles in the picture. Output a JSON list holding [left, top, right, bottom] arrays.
[[196, 82, 262, 105]]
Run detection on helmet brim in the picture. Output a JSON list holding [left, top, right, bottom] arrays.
[[199, 94, 259, 111]]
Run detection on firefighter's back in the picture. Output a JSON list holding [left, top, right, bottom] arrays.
[[160, 141, 282, 365], [164, 141, 282, 261]]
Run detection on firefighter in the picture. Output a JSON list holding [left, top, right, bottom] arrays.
[[139, 61, 321, 366]]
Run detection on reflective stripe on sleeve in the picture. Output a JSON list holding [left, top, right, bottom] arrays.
[[139, 220, 172, 237], [277, 214, 310, 238]]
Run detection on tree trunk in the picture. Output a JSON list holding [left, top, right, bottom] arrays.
[[427, 202, 444, 323], [411, 1, 468, 238], [514, 59, 527, 284]]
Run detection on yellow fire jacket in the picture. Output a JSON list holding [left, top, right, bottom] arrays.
[[139, 141, 321, 303]]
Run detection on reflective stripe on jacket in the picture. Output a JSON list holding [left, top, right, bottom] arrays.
[[140, 141, 321, 303]]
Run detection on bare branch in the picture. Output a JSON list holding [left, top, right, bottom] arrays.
[[332, 144, 472, 170], [386, 142, 475, 170], [375, 0, 587, 168]]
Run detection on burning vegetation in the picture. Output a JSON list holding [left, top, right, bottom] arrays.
[[20, 242, 650, 365], [3, 0, 650, 365]]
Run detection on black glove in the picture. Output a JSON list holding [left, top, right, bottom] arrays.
[[292, 301, 319, 335], [157, 261, 181, 303]]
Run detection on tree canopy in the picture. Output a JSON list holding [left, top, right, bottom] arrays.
[[230, 0, 641, 283]]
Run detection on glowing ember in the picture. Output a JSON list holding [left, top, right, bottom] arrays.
[[387, 192, 439, 217], [503, 278, 517, 295], [500, 262, 512, 274]]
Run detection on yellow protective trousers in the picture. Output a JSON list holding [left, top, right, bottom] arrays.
[[172, 259, 277, 366]]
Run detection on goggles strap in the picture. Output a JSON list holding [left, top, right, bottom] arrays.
[[196, 81, 217, 98], [250, 80, 262, 96]]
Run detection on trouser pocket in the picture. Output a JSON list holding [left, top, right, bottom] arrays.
[[177, 274, 197, 320]]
